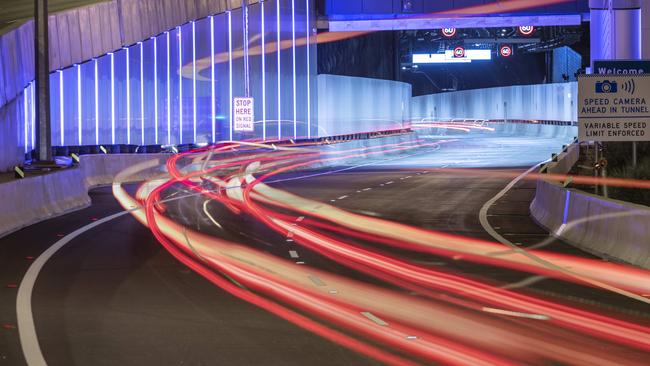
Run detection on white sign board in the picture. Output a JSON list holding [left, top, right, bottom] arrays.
[[233, 97, 254, 132], [578, 75, 650, 141]]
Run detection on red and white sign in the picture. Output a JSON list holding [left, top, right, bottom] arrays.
[[441, 27, 456, 38], [500, 45, 513, 57], [453, 46, 465, 58], [233, 97, 254, 132], [518, 25, 535, 36]]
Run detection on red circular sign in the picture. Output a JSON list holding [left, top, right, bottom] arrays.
[[442, 27, 457, 38], [518, 25, 535, 36], [453, 46, 465, 58], [500, 45, 512, 57]]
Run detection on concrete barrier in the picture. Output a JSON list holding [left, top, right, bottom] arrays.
[[0, 154, 169, 238], [530, 145, 650, 269]]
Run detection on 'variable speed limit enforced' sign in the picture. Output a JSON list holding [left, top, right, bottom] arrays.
[[578, 75, 650, 141], [234, 97, 255, 132]]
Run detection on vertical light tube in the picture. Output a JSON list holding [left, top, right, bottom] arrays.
[[306, 0, 311, 138], [94, 59, 99, 145], [154, 37, 159, 144], [59, 70, 64, 146], [179, 27, 183, 143], [228, 11, 233, 141], [77, 64, 82, 145], [31, 82, 35, 149], [140, 42, 145, 145], [110, 52, 115, 144], [277, 1, 281, 139], [192, 21, 197, 143], [126, 47, 131, 144], [291, 0, 297, 138], [24, 86, 28, 153], [261, 1, 266, 141], [167, 32, 171, 145], [210, 16, 216, 143]]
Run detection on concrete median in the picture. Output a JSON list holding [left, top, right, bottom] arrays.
[[531, 145, 650, 269]]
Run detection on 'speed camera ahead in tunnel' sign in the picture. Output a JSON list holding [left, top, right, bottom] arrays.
[[234, 97, 254, 132], [578, 75, 650, 142]]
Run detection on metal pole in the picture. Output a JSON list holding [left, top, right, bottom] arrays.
[[632, 141, 637, 168], [35, 0, 52, 162]]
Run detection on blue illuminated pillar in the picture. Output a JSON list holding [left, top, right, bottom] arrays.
[[306, 0, 311, 139], [167, 32, 171, 145], [178, 26, 183, 143], [126, 47, 131, 144], [59, 70, 64, 146], [277, 1, 282, 140], [211, 16, 216, 143], [292, 0, 297, 138], [110, 52, 115, 144], [140, 42, 145, 145], [24, 87, 29, 153], [94, 59, 99, 145], [192, 21, 197, 143], [261, 1, 267, 141], [31, 82, 35, 149], [154, 37, 159, 144], [228, 11, 233, 141], [77, 64, 82, 145]]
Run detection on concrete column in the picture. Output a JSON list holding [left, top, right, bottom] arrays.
[[35, 0, 52, 161], [589, 0, 642, 66], [641, 0, 650, 60]]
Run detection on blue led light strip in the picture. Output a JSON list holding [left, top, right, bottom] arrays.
[[292, 0, 297, 138], [228, 11, 233, 141], [126, 47, 131, 144], [154, 37, 159, 144], [192, 21, 197, 142], [277, 1, 281, 140], [110, 53, 115, 144], [211, 16, 216, 143], [77, 64, 82, 145], [306, 0, 311, 138], [59, 70, 64, 146], [94, 59, 99, 145], [140, 42, 145, 145], [178, 26, 183, 143], [261, 1, 266, 141]]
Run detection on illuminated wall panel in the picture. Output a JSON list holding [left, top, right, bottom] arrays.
[[40, 0, 317, 148]]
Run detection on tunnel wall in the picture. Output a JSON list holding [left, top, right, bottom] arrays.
[[411, 82, 578, 122], [0, 0, 317, 172], [317, 74, 411, 136]]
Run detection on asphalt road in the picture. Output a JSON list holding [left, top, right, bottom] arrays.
[[1, 134, 649, 365]]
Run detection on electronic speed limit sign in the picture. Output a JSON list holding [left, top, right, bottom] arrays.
[[500, 45, 513, 57], [518, 25, 535, 36], [442, 27, 456, 37], [453, 46, 465, 58]]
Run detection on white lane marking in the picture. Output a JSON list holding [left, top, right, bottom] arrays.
[[17, 211, 128, 366], [361, 312, 389, 326], [202, 200, 223, 230], [296, 261, 306, 265], [309, 275, 326, 287], [289, 250, 300, 259], [482, 307, 550, 320], [362, 188, 372, 191], [478, 160, 650, 305], [385, 181, 394, 185], [406, 336, 419, 340], [500, 275, 547, 290], [329, 289, 339, 294], [337, 195, 348, 200]]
